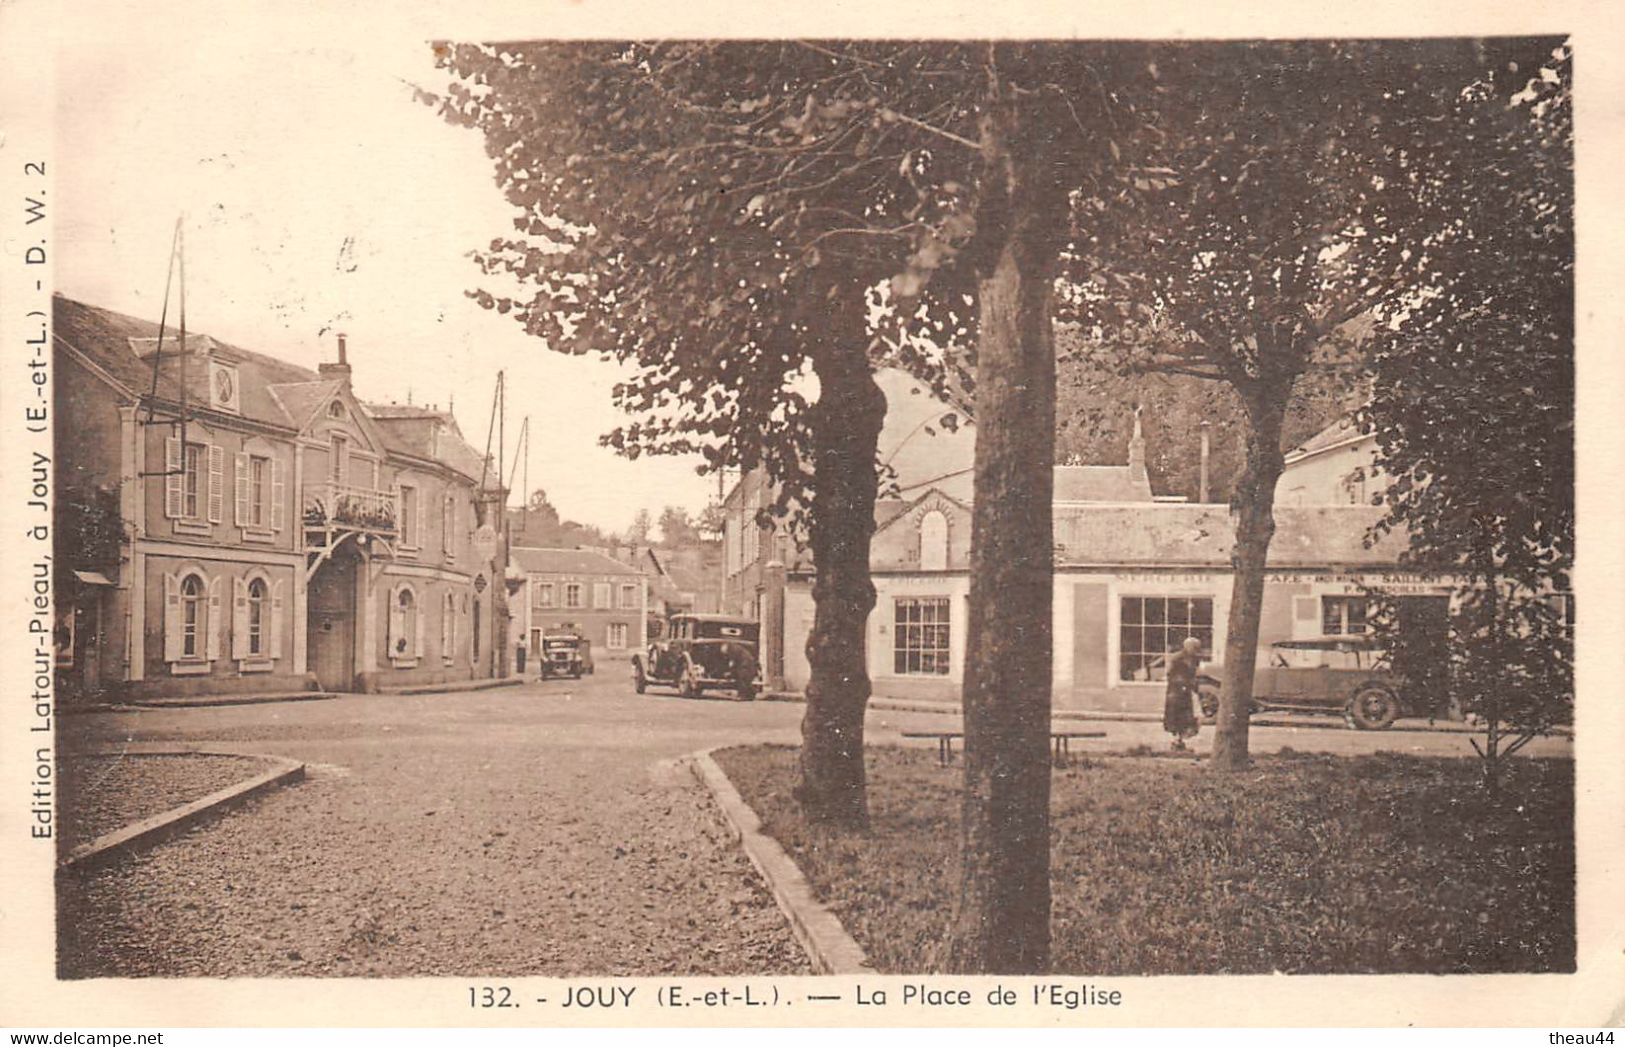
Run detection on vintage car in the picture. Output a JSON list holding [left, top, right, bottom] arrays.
[[1196, 635, 1418, 730], [538, 628, 592, 680], [632, 613, 760, 701]]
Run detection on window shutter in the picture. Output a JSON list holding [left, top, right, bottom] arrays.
[[269, 580, 285, 660], [393, 484, 406, 547], [234, 453, 250, 526], [231, 577, 249, 659], [271, 458, 286, 531], [165, 438, 183, 518], [415, 598, 426, 658], [162, 573, 183, 661], [207, 445, 225, 523], [1293, 596, 1318, 638], [387, 588, 401, 654], [205, 575, 223, 660], [416, 494, 425, 553]]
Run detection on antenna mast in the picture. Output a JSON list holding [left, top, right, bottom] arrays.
[[138, 216, 193, 477]]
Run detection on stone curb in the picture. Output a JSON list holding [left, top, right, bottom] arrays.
[[59, 749, 306, 873], [687, 747, 875, 977], [378, 677, 525, 696], [116, 691, 338, 711]]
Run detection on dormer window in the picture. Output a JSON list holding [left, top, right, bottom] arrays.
[[208, 359, 241, 414], [919, 509, 949, 571], [328, 401, 345, 419]]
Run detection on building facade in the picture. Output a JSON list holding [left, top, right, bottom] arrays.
[[53, 295, 509, 700], [722, 376, 1460, 714], [510, 547, 648, 667]]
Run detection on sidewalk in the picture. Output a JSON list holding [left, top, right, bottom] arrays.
[[77, 676, 526, 710], [101, 690, 340, 711], [769, 690, 1571, 737]]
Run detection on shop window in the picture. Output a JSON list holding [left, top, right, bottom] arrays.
[[1322, 596, 1368, 636], [894, 597, 951, 675], [1119, 596, 1213, 681]]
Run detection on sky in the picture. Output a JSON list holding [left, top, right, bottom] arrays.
[[52, 12, 719, 534]]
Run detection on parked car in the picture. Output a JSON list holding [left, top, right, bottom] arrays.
[[1196, 635, 1419, 730], [538, 629, 591, 680], [632, 613, 760, 701]]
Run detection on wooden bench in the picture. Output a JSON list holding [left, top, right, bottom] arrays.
[[902, 730, 1108, 767], [1048, 731, 1107, 765]]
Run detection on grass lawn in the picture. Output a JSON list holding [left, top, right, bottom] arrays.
[[712, 744, 1574, 975]]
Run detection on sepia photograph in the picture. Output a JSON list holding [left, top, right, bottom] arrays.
[[3, 1, 1619, 1033]]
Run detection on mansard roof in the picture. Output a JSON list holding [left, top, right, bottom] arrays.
[[54, 294, 500, 488]]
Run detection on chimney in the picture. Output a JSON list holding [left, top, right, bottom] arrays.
[[319, 332, 353, 387], [1198, 420, 1212, 503], [1127, 404, 1147, 484]]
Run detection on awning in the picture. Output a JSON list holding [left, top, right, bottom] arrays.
[[72, 570, 115, 586]]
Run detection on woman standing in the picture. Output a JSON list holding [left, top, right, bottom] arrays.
[[1163, 636, 1204, 751]]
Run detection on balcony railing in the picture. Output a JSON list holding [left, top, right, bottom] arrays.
[[302, 481, 398, 535]]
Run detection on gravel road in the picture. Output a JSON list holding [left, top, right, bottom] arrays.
[[58, 677, 812, 978], [58, 671, 1564, 979]]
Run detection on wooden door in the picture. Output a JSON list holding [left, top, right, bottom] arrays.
[[307, 557, 357, 691]]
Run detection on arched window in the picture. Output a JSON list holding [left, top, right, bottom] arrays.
[[246, 578, 267, 656], [389, 585, 419, 662], [919, 510, 949, 571], [180, 574, 204, 658]]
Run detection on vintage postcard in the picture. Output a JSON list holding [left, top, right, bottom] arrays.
[[1, 0, 1620, 1034]]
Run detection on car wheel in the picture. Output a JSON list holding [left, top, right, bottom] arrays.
[[679, 659, 703, 699], [1197, 684, 1220, 722], [632, 660, 647, 694], [1348, 685, 1401, 730]]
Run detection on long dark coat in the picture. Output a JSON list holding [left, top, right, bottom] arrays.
[[1163, 647, 1201, 737]]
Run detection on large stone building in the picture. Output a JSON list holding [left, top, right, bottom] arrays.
[[721, 372, 1459, 713], [52, 295, 510, 700]]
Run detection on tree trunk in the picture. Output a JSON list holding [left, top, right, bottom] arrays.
[[1210, 391, 1288, 772], [795, 336, 888, 830], [942, 81, 1066, 974]]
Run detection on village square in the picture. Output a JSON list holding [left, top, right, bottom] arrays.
[[37, 34, 1581, 990]]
